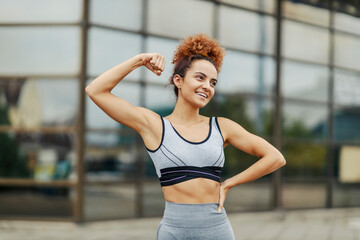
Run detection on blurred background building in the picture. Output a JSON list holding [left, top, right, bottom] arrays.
[[0, 0, 359, 222]]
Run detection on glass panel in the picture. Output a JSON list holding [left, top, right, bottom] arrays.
[[145, 37, 179, 84], [219, 6, 275, 55], [283, 1, 330, 27], [225, 182, 272, 212], [90, 0, 142, 31], [0, 132, 75, 180], [87, 28, 142, 80], [282, 61, 329, 102], [84, 184, 136, 220], [282, 102, 328, 140], [334, 69, 360, 106], [0, 0, 81, 23], [147, 0, 214, 39], [334, 12, 360, 35], [85, 80, 141, 129], [334, 106, 360, 143], [283, 20, 329, 64], [220, 0, 276, 14], [0, 78, 78, 127], [282, 141, 327, 209], [333, 145, 360, 207], [85, 132, 137, 182], [144, 85, 176, 115], [334, 33, 360, 71], [218, 52, 275, 95], [143, 181, 165, 217], [0, 27, 80, 75], [0, 186, 73, 217]]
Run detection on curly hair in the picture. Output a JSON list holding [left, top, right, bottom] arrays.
[[170, 33, 226, 97], [172, 33, 225, 72]]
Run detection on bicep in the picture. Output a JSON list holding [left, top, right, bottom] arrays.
[[219, 117, 278, 158], [87, 92, 155, 133]]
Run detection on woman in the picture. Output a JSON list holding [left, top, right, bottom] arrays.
[[86, 33, 286, 240]]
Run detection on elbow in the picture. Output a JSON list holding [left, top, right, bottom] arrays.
[[277, 155, 286, 167], [85, 85, 96, 98]]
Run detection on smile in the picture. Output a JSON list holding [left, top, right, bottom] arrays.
[[196, 92, 208, 99]]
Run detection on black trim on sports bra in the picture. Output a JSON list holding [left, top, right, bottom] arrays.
[[215, 117, 225, 146], [159, 166, 222, 187], [145, 115, 165, 153], [166, 117, 212, 145]]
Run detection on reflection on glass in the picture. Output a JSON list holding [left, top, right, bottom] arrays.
[[148, 0, 214, 39], [282, 61, 328, 102], [85, 133, 137, 182], [219, 0, 275, 14], [334, 106, 360, 143], [334, 33, 360, 71], [0, 0, 81, 23], [0, 27, 80, 75], [86, 80, 140, 129], [218, 52, 275, 95], [282, 102, 328, 140], [84, 184, 135, 219], [333, 145, 360, 207], [0, 186, 73, 217], [282, 141, 327, 209], [144, 85, 176, 115], [90, 0, 142, 31], [283, 141, 327, 179], [145, 37, 179, 84], [334, 69, 360, 106], [143, 181, 165, 217], [0, 78, 78, 127], [334, 12, 360, 35], [283, 1, 330, 27], [283, 20, 329, 64], [219, 6, 275, 54], [0, 132, 75, 180], [87, 28, 142, 79]]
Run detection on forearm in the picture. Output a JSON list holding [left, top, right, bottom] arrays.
[[223, 154, 286, 190], [85, 54, 143, 95]]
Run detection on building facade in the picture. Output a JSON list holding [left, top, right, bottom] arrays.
[[0, 0, 359, 222]]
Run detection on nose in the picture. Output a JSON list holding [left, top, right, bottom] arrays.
[[202, 81, 211, 91]]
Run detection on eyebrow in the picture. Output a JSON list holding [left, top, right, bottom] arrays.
[[195, 72, 217, 82]]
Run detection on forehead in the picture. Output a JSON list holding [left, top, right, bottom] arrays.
[[188, 60, 218, 78]]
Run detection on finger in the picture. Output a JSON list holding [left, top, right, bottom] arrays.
[[218, 202, 223, 212]]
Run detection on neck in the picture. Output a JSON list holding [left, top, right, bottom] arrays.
[[169, 96, 201, 124]]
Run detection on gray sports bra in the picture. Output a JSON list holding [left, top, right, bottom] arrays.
[[146, 116, 225, 187]]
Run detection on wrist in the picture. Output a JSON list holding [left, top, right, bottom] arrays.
[[222, 178, 234, 190], [131, 54, 145, 70]]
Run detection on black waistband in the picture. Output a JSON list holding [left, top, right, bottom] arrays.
[[159, 166, 222, 187]]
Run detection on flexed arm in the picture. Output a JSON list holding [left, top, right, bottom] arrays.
[[85, 53, 165, 134]]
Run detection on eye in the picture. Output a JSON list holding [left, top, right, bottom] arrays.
[[211, 81, 217, 87], [196, 75, 204, 80]]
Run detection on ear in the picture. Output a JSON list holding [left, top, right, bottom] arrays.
[[173, 74, 183, 89]]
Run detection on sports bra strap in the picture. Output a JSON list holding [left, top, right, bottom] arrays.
[[159, 166, 222, 187]]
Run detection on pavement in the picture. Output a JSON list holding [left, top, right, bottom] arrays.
[[0, 208, 360, 240]]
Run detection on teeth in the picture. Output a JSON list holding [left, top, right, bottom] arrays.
[[197, 92, 207, 98]]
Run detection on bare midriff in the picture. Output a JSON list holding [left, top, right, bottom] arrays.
[[161, 178, 220, 204]]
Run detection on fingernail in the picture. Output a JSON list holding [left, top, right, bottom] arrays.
[[218, 208, 221, 212]]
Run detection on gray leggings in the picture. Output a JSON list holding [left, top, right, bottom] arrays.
[[157, 200, 235, 240]]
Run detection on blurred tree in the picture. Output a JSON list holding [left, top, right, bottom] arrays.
[[0, 92, 30, 178]]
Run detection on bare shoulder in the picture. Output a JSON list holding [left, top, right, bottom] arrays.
[[216, 117, 247, 142]]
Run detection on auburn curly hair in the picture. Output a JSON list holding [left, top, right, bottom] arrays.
[[169, 33, 225, 97]]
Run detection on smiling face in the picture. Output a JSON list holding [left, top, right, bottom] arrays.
[[174, 59, 218, 109]]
